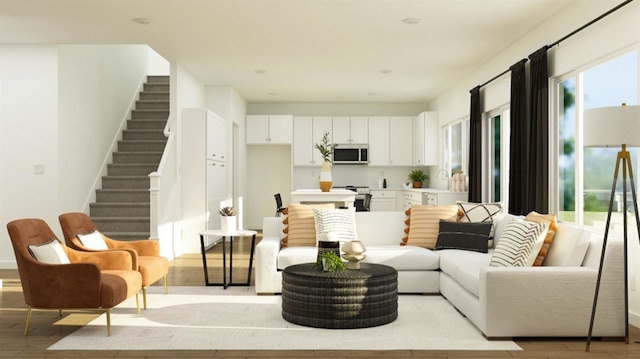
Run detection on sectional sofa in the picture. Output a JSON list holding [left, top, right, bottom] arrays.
[[255, 209, 625, 338]]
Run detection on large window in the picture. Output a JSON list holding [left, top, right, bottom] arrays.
[[443, 118, 469, 176], [483, 107, 510, 204], [554, 50, 638, 229]]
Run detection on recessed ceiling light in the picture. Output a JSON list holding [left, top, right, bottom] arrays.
[[267, 92, 278, 96], [368, 92, 376, 96], [401, 18, 421, 25], [132, 17, 151, 25], [254, 70, 267, 74], [379, 69, 392, 74]]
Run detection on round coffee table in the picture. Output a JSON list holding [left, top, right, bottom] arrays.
[[281, 263, 398, 329]]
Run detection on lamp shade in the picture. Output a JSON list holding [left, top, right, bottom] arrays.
[[583, 105, 640, 147]]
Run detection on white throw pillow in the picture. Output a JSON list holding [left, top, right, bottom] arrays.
[[312, 208, 358, 245], [543, 223, 591, 266], [27, 238, 71, 264], [490, 220, 548, 267], [457, 201, 504, 239], [77, 230, 109, 250]]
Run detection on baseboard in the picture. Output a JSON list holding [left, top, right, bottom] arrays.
[[0, 260, 17, 269]]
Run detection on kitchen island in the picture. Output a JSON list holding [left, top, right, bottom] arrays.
[[290, 189, 356, 208]]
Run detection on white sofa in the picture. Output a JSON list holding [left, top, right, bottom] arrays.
[[255, 211, 625, 338]]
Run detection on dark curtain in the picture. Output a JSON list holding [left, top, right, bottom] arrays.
[[508, 59, 529, 215], [468, 86, 482, 202], [529, 46, 549, 213]]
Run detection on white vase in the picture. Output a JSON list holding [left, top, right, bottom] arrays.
[[319, 160, 332, 192], [220, 216, 237, 233]]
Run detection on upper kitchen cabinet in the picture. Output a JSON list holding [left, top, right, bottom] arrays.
[[389, 116, 413, 166], [414, 111, 438, 166], [246, 115, 293, 144], [368, 116, 390, 166], [293, 116, 332, 166], [332, 116, 368, 144], [206, 110, 226, 162]]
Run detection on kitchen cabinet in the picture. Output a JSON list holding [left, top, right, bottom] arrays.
[[332, 116, 368, 144], [292, 116, 332, 166], [182, 108, 230, 250], [370, 189, 398, 211], [246, 115, 293, 144], [422, 190, 468, 206], [402, 190, 423, 210], [414, 111, 438, 166], [389, 116, 413, 166], [368, 116, 390, 166]]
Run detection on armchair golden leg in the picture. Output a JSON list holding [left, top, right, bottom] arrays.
[[136, 292, 141, 315], [106, 309, 111, 336], [142, 287, 148, 310], [24, 307, 32, 336], [163, 275, 168, 294]]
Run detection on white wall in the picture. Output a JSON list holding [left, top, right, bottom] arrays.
[[58, 45, 148, 213], [0, 44, 148, 268], [430, 0, 640, 327]]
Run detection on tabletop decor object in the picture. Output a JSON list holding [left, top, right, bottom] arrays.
[[314, 251, 345, 272], [218, 206, 238, 233], [315, 131, 337, 192], [408, 169, 428, 188], [342, 240, 367, 269], [583, 103, 640, 352]]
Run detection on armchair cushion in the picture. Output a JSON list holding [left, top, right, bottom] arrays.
[[77, 230, 109, 250], [27, 238, 70, 264]]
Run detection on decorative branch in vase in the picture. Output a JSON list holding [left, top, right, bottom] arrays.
[[314, 131, 337, 192]]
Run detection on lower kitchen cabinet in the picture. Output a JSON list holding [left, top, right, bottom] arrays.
[[369, 189, 398, 211]]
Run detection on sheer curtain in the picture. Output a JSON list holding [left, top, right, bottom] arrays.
[[529, 46, 550, 212], [468, 86, 482, 202], [508, 59, 529, 214]]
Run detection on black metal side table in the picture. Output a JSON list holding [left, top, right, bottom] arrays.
[[199, 229, 257, 289]]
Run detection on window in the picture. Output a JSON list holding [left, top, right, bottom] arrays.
[[553, 50, 638, 229], [483, 107, 510, 204], [443, 118, 469, 176]]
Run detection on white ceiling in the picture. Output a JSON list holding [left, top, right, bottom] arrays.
[[1, 0, 584, 103]]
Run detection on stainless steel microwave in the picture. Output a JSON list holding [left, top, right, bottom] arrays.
[[333, 144, 368, 164]]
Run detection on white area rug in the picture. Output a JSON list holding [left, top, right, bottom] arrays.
[[49, 286, 521, 351]]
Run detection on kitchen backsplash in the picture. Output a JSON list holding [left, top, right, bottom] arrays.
[[292, 165, 433, 190]]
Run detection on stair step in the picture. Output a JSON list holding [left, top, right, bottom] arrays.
[[135, 100, 169, 110], [102, 232, 151, 241], [122, 129, 167, 141], [102, 176, 150, 189], [90, 203, 150, 217], [143, 83, 169, 92], [139, 92, 169, 101], [118, 140, 167, 152], [112, 151, 162, 164], [131, 109, 169, 120], [92, 217, 150, 233], [146, 75, 169, 84], [127, 119, 166, 130], [107, 163, 158, 176], [96, 189, 150, 202]]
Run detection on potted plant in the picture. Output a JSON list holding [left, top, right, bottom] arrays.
[[218, 206, 238, 233], [408, 169, 428, 188], [314, 131, 337, 192], [314, 251, 346, 272]]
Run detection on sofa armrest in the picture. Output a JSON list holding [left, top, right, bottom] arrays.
[[255, 227, 282, 294], [479, 240, 625, 337]]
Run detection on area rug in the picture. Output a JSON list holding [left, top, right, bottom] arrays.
[[49, 286, 521, 351]]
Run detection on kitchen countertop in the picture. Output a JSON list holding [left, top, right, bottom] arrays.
[[371, 187, 467, 194]]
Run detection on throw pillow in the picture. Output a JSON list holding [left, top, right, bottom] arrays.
[[27, 238, 71, 264], [434, 220, 493, 253], [77, 230, 109, 250], [489, 220, 549, 267], [524, 211, 558, 266], [402, 205, 459, 249], [543, 223, 591, 266], [457, 202, 504, 240], [281, 203, 335, 248], [313, 208, 358, 244]]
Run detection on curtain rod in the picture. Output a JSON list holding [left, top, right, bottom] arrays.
[[478, 0, 635, 89]]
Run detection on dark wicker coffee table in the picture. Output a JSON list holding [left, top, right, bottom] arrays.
[[281, 262, 398, 329]]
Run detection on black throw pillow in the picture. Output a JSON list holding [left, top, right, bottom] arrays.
[[434, 220, 492, 253]]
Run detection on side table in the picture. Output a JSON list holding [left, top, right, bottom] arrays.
[[199, 229, 257, 289]]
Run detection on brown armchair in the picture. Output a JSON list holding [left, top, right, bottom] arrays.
[[6, 218, 142, 336], [58, 212, 169, 309]]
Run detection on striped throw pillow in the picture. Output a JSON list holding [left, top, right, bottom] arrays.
[[402, 205, 459, 249], [490, 220, 549, 267], [312, 208, 358, 244], [281, 203, 335, 247]]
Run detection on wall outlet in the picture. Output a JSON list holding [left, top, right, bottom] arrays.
[[33, 164, 45, 174]]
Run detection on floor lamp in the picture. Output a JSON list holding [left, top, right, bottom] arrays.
[[584, 104, 640, 352]]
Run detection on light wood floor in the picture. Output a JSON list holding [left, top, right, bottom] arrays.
[[1, 236, 640, 358]]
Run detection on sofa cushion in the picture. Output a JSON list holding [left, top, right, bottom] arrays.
[[277, 246, 318, 270], [281, 203, 335, 248], [362, 245, 440, 270], [524, 211, 558, 266], [402, 205, 459, 249], [434, 220, 492, 253], [312, 208, 358, 244], [438, 249, 492, 296], [490, 219, 548, 267], [543, 222, 591, 266]]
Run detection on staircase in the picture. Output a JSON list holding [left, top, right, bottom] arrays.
[[90, 75, 169, 240]]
